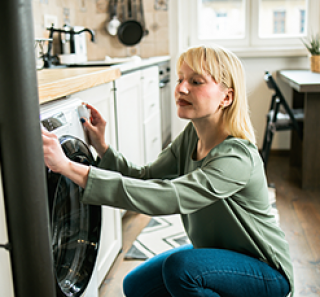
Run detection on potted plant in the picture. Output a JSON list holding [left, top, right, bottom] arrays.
[[302, 34, 320, 73]]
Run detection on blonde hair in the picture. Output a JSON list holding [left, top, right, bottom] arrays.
[[177, 45, 256, 144]]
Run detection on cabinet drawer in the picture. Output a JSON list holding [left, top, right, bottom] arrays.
[[144, 112, 162, 164], [141, 66, 159, 96], [143, 91, 160, 121]]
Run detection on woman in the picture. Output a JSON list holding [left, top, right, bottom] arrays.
[[42, 45, 293, 297]]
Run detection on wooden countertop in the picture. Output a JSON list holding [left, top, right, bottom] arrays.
[[37, 67, 121, 104]]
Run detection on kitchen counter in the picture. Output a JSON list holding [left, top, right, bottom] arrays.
[[37, 67, 121, 104], [110, 55, 170, 74], [37, 55, 170, 104]]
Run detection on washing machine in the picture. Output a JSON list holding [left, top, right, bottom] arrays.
[[40, 98, 101, 297]]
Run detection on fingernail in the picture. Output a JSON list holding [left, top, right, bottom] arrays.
[[80, 118, 86, 123]]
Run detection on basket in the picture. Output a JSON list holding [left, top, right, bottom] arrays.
[[310, 55, 320, 73]]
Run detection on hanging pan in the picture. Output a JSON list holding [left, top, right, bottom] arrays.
[[117, 0, 143, 46]]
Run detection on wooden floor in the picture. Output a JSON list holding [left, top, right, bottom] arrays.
[[99, 154, 320, 297]]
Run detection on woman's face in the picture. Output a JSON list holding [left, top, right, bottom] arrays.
[[175, 61, 229, 122]]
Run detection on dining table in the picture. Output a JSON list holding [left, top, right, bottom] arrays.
[[278, 69, 320, 190]]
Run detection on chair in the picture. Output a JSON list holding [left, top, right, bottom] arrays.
[[261, 71, 304, 170]]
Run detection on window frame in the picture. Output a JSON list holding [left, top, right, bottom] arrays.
[[188, 0, 320, 57]]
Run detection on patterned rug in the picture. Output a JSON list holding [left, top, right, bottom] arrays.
[[125, 187, 278, 260]]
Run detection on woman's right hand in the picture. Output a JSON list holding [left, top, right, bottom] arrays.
[[42, 128, 70, 174], [81, 103, 109, 157]]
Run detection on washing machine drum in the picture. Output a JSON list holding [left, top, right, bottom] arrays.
[[46, 135, 101, 297]]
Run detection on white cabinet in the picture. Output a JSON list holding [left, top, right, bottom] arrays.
[[114, 70, 145, 166], [144, 111, 162, 163], [115, 66, 162, 166], [70, 83, 122, 286], [141, 66, 162, 164]]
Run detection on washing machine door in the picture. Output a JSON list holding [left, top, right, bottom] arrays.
[[47, 135, 101, 297]]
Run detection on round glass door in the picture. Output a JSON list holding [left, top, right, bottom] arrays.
[[47, 136, 101, 297]]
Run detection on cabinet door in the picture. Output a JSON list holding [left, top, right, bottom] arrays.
[[141, 66, 160, 121], [141, 66, 159, 97], [96, 206, 122, 285], [115, 71, 144, 166], [70, 84, 122, 286], [144, 111, 162, 164]]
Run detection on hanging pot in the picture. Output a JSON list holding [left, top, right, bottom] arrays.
[[117, 0, 144, 46], [107, 0, 121, 36]]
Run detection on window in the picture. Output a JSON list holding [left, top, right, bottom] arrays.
[[300, 9, 305, 33], [273, 11, 286, 34], [188, 0, 319, 56], [259, 1, 307, 37], [198, 1, 245, 40]]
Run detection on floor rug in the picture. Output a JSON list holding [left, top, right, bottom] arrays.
[[125, 187, 279, 260]]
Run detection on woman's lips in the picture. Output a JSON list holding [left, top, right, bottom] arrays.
[[177, 99, 192, 106]]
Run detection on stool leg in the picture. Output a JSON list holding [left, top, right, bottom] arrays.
[[262, 123, 275, 171]]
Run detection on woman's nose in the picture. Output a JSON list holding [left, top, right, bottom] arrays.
[[176, 80, 189, 94]]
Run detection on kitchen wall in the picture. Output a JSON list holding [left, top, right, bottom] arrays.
[[32, 0, 169, 60], [242, 56, 307, 149]]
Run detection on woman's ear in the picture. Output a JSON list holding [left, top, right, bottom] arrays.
[[223, 88, 234, 107]]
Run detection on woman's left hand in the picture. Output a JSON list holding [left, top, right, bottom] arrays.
[[80, 103, 109, 158]]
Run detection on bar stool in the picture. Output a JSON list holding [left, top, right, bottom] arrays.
[[261, 71, 304, 170]]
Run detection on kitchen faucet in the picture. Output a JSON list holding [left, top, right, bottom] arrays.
[[43, 24, 95, 68]]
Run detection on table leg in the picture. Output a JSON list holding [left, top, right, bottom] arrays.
[[302, 92, 320, 190], [290, 90, 304, 168]]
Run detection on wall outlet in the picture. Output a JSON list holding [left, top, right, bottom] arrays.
[[63, 8, 70, 25], [126, 45, 141, 57], [44, 14, 58, 28]]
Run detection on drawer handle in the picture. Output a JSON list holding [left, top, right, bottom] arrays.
[[152, 137, 158, 143]]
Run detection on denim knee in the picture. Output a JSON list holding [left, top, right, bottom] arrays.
[[123, 273, 134, 297], [162, 251, 199, 291]]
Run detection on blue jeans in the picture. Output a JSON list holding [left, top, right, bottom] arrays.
[[123, 244, 290, 297]]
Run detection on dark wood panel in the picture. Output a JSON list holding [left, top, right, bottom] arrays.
[[302, 93, 320, 189]]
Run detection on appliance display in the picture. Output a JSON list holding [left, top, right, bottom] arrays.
[[40, 98, 101, 297]]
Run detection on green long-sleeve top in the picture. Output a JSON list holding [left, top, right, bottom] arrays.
[[82, 122, 294, 295]]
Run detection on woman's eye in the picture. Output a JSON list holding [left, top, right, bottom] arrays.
[[193, 80, 203, 85], [177, 79, 183, 84]]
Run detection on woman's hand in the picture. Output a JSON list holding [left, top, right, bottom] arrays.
[[42, 128, 90, 188], [81, 103, 109, 158], [42, 128, 70, 174]]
